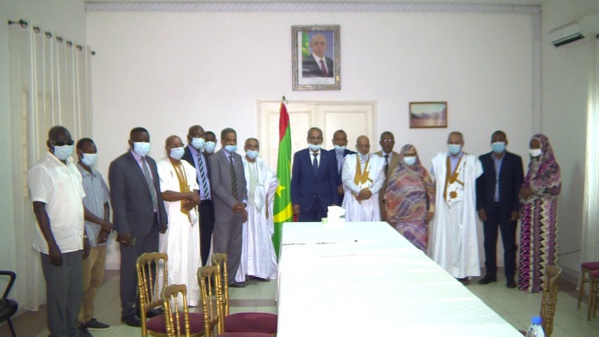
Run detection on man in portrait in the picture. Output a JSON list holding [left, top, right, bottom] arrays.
[[302, 33, 334, 78]]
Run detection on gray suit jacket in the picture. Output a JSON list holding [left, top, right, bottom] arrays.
[[108, 151, 168, 237], [208, 149, 247, 223]]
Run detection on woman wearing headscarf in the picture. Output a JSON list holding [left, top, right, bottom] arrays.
[[518, 134, 561, 292], [384, 144, 435, 252]]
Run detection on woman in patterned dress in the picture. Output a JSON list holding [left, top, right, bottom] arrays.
[[384, 144, 435, 252], [518, 134, 561, 292]]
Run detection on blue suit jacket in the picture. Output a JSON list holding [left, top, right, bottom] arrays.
[[291, 148, 339, 213], [476, 151, 524, 216]]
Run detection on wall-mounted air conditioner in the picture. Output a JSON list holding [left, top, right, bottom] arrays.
[[548, 13, 599, 47]]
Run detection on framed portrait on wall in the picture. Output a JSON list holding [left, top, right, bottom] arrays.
[[292, 25, 340, 91], [409, 102, 448, 128]]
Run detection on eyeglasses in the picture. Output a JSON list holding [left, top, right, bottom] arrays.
[[51, 140, 74, 146]]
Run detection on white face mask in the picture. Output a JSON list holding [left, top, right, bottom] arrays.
[[133, 142, 150, 157], [403, 156, 416, 166], [81, 153, 97, 166], [203, 141, 216, 154], [53, 145, 74, 161], [333, 145, 346, 154], [191, 137, 205, 151], [246, 150, 259, 160], [529, 148, 542, 158], [169, 147, 185, 160], [358, 153, 369, 161]]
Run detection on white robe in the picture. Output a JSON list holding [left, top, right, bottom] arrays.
[[235, 157, 279, 282], [157, 158, 201, 306], [341, 154, 385, 222], [429, 152, 482, 279]]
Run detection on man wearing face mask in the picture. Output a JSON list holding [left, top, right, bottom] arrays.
[[157, 135, 201, 305], [108, 127, 168, 327], [341, 135, 385, 222], [28, 126, 88, 337], [429, 131, 483, 285], [329, 129, 355, 205], [208, 128, 248, 287], [291, 127, 339, 222], [235, 138, 279, 284], [182, 125, 215, 266], [476, 131, 523, 289], [203, 131, 217, 159], [75, 138, 113, 335]]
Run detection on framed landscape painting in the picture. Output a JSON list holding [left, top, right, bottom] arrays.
[[409, 102, 448, 128]]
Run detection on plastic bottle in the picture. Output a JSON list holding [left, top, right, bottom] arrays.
[[525, 316, 545, 337]]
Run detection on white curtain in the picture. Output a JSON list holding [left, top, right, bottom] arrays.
[[582, 38, 599, 264], [8, 21, 92, 310]]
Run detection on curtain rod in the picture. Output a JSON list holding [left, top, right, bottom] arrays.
[[7, 18, 96, 56]]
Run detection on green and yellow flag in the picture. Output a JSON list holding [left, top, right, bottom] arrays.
[[272, 98, 292, 258]]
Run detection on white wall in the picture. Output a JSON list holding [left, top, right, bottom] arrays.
[[541, 0, 599, 278], [0, 0, 86, 304], [88, 6, 537, 269]]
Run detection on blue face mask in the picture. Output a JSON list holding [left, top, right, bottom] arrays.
[[204, 141, 216, 154], [133, 142, 150, 157], [333, 145, 346, 154], [81, 153, 97, 166], [403, 156, 416, 166], [491, 142, 506, 154], [246, 150, 259, 160], [191, 137, 205, 151], [308, 143, 322, 152], [169, 147, 185, 160], [448, 144, 461, 155], [53, 145, 74, 161], [224, 144, 237, 153]]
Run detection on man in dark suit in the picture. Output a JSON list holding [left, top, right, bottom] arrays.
[[302, 33, 334, 78], [291, 127, 338, 222], [329, 129, 355, 205], [374, 131, 400, 220], [182, 124, 215, 266], [109, 127, 168, 327], [476, 130, 524, 289], [208, 128, 248, 287]]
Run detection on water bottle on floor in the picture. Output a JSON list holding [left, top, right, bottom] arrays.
[[525, 316, 545, 337]]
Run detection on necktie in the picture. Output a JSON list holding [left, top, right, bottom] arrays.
[[320, 59, 328, 76], [313, 153, 318, 176], [384, 154, 389, 175], [198, 155, 211, 200], [142, 157, 158, 209], [229, 155, 238, 200]]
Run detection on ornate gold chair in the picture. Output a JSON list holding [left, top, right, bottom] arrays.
[[588, 270, 599, 320], [162, 284, 205, 337], [578, 261, 599, 308], [137, 252, 169, 337], [211, 254, 277, 335], [197, 266, 271, 337], [540, 265, 561, 337]]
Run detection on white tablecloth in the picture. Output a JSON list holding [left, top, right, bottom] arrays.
[[276, 221, 522, 337]]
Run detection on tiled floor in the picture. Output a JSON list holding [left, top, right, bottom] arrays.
[[2, 270, 598, 337]]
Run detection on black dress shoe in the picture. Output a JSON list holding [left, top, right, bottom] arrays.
[[506, 278, 517, 288], [229, 282, 246, 288], [135, 307, 164, 318], [478, 274, 497, 285], [121, 315, 142, 327]]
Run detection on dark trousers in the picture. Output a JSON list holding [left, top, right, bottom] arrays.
[[199, 200, 215, 266], [119, 219, 159, 318], [40, 250, 83, 337], [483, 206, 517, 278], [298, 195, 328, 222], [213, 212, 243, 285]]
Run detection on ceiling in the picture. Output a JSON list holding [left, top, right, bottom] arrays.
[[86, 0, 547, 6]]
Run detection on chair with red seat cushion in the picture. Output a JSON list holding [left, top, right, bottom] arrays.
[[578, 261, 599, 308], [160, 284, 204, 337], [518, 265, 561, 337], [588, 270, 599, 320], [137, 252, 169, 337], [0, 271, 18, 337], [197, 266, 272, 337], [212, 254, 277, 335]]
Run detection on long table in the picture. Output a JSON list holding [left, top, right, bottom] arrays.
[[276, 221, 523, 337]]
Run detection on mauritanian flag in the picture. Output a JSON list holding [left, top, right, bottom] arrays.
[[272, 98, 292, 257]]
